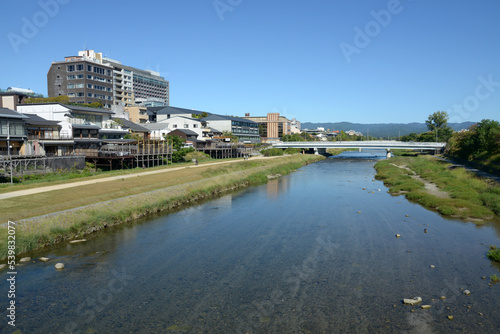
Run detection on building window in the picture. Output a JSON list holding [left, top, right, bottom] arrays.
[[67, 65, 75, 72], [88, 93, 92, 97], [68, 75, 75, 80], [193, 124, 198, 128], [87, 84, 92, 89], [67, 84, 75, 89], [173, 124, 177, 128], [76, 83, 84, 88], [87, 65, 92, 71], [77, 92, 84, 97], [76, 64, 84, 71], [77, 74, 84, 79], [184, 124, 189, 128]]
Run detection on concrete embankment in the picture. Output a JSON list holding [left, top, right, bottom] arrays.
[[0, 154, 324, 259]]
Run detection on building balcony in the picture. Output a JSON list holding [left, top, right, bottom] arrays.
[[28, 133, 72, 140]]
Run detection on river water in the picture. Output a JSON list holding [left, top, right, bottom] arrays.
[[2, 151, 500, 333]]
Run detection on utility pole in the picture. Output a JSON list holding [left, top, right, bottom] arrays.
[[7, 120, 13, 184], [435, 126, 438, 155]]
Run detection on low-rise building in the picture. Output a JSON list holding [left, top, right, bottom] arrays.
[[157, 116, 203, 139], [202, 114, 260, 143], [0, 108, 28, 156], [243, 113, 291, 142], [23, 114, 74, 156], [0, 91, 28, 111], [17, 103, 117, 139], [112, 118, 150, 140]]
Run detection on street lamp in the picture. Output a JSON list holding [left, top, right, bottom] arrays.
[[7, 119, 13, 184], [9, 145, 13, 184]]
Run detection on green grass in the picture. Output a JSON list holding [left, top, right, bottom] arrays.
[[487, 246, 500, 262], [375, 155, 500, 220], [0, 158, 247, 194], [0, 154, 324, 259]]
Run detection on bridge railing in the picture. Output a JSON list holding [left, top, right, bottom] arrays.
[[271, 141, 447, 149]]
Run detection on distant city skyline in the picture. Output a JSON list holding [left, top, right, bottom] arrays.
[[1, 0, 499, 124]]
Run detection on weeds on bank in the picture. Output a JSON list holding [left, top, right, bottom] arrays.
[[375, 156, 500, 220], [488, 246, 500, 262]]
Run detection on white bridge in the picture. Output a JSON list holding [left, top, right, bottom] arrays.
[[272, 141, 447, 158]]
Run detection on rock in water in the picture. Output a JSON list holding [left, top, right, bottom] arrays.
[[403, 297, 422, 305], [19, 257, 31, 263], [396, 234, 401, 238], [55, 263, 65, 270], [69, 239, 87, 244], [421, 305, 431, 310], [39, 257, 50, 262], [463, 290, 471, 295]]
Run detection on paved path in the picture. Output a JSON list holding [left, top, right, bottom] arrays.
[[434, 156, 500, 184], [0, 156, 279, 200]]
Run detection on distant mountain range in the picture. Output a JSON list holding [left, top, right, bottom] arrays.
[[301, 122, 476, 139]]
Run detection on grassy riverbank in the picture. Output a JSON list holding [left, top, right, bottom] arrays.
[[0, 154, 323, 259], [375, 155, 500, 221]]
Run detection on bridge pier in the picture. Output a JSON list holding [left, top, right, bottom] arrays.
[[314, 148, 319, 155], [359, 148, 362, 152], [386, 149, 391, 159]]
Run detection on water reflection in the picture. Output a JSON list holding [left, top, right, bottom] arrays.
[[267, 176, 290, 199]]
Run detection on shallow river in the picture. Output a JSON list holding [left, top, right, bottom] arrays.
[[2, 151, 500, 333]]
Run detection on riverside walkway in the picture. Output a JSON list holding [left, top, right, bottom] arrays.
[[0, 156, 279, 200]]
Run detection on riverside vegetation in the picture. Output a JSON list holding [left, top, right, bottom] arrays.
[[0, 154, 323, 259], [375, 154, 500, 221]]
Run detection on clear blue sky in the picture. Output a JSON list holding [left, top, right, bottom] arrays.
[[1, 0, 499, 124]]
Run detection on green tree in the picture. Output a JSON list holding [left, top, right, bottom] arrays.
[[222, 131, 238, 143], [283, 133, 310, 142], [401, 133, 419, 142], [476, 119, 500, 153], [165, 134, 185, 150], [425, 111, 453, 141], [124, 133, 143, 141], [446, 119, 500, 160], [25, 95, 70, 104]]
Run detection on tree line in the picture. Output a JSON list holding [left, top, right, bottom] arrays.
[[402, 111, 499, 162]]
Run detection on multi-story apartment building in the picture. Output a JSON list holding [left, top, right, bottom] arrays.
[[102, 56, 169, 107], [47, 50, 114, 108], [47, 50, 169, 108]]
